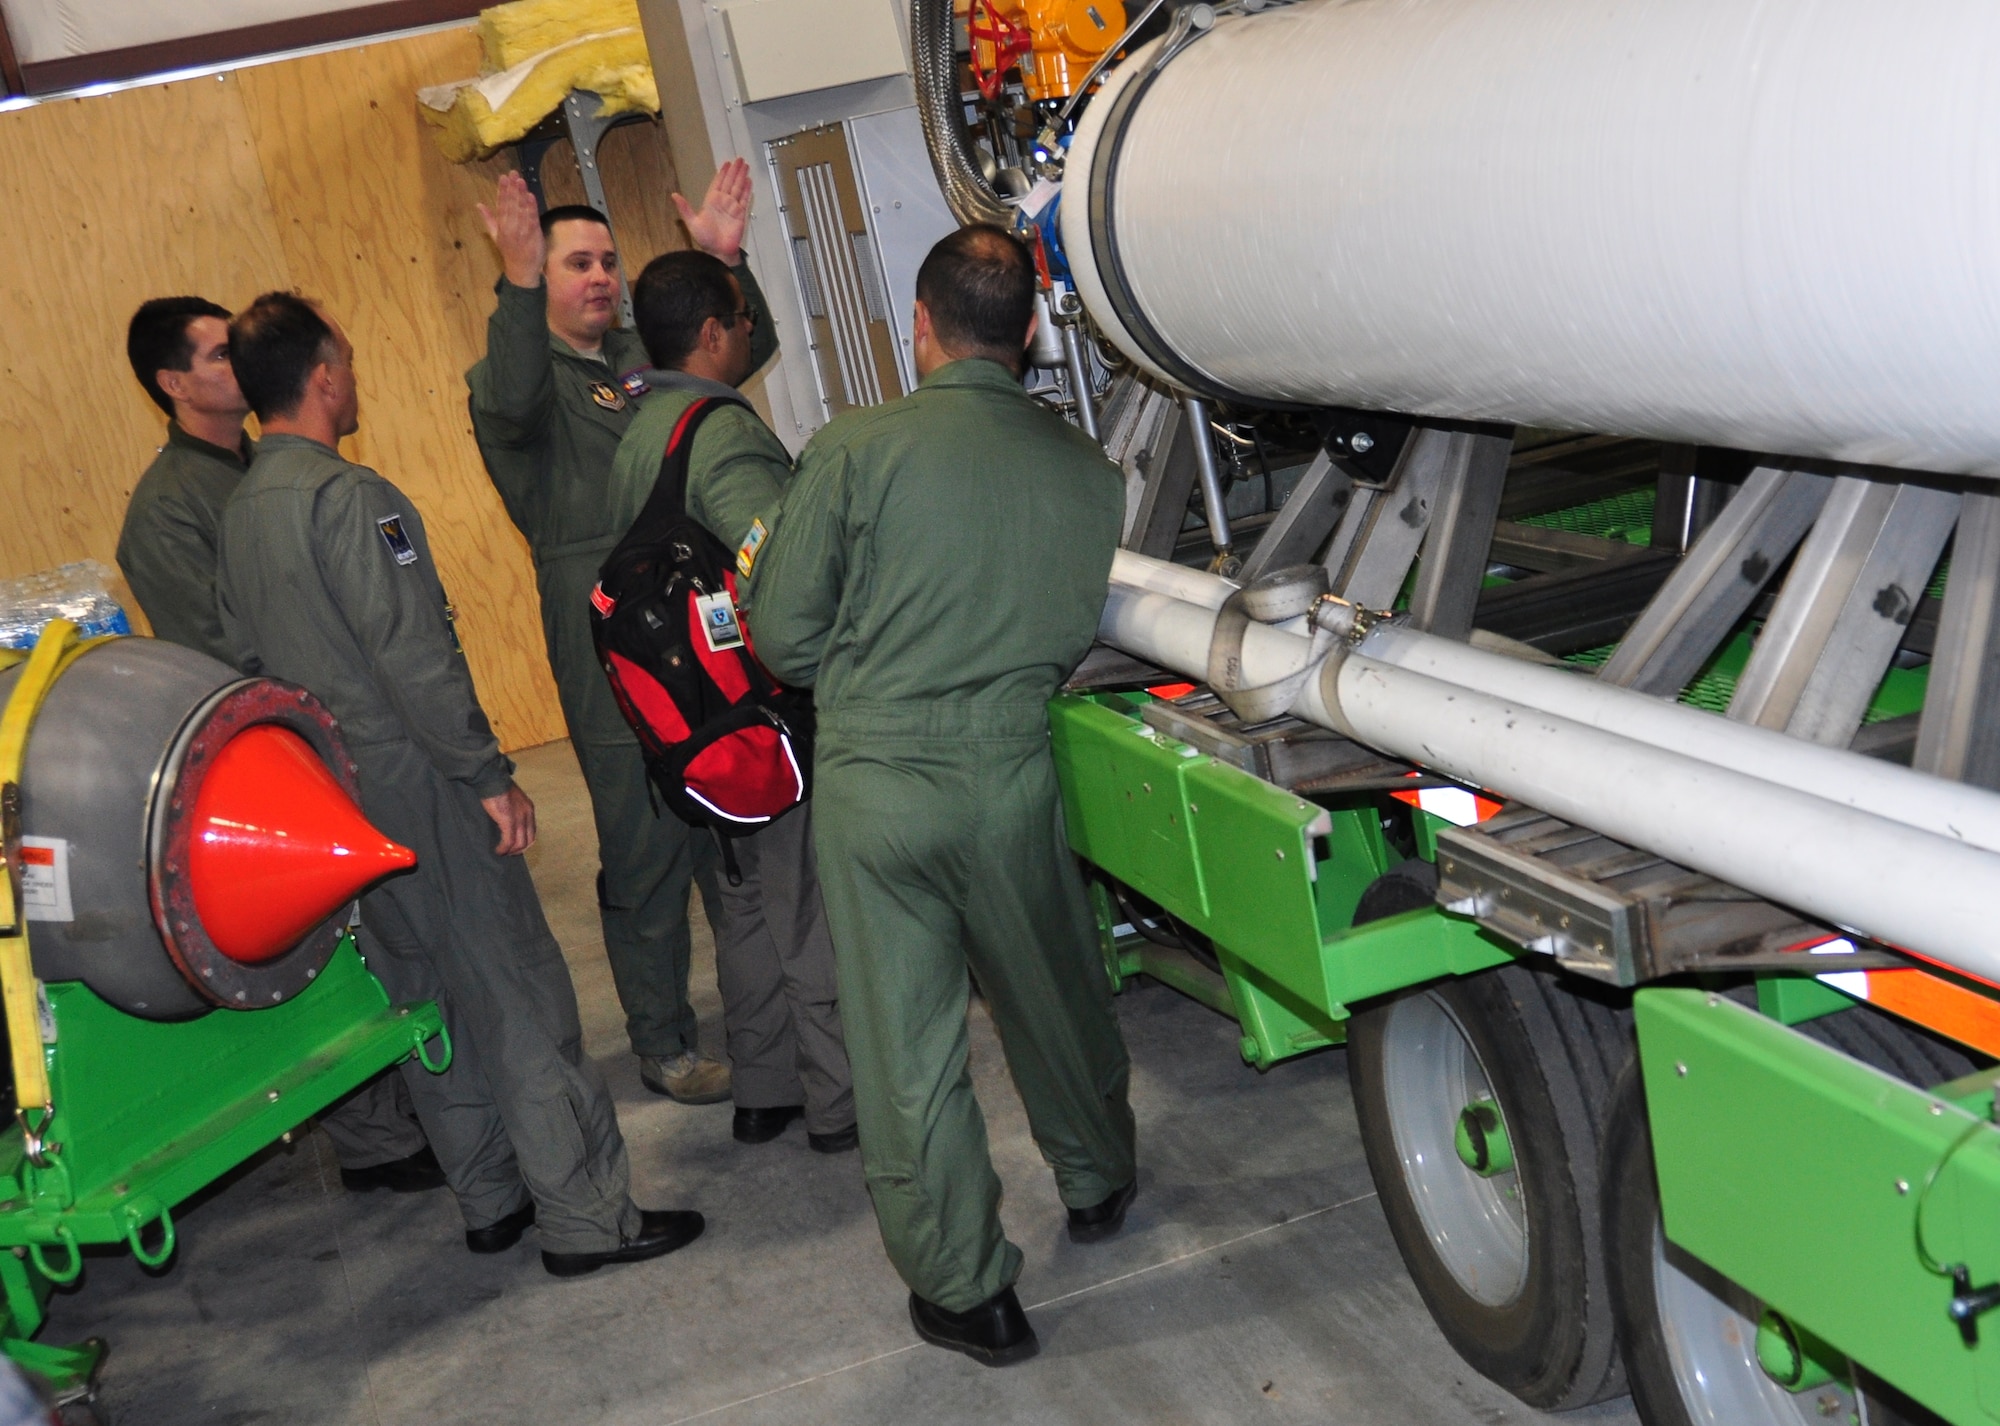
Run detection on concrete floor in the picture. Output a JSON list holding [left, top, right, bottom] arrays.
[[45, 740, 1641, 1426]]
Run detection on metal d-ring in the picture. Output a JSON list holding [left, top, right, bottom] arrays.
[[28, 1225, 80, 1284], [123, 1205, 175, 1269], [415, 1023, 453, 1074]]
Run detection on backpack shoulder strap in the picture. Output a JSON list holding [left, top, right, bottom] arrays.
[[626, 394, 753, 541]]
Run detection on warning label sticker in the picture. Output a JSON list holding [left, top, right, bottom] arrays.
[[19, 837, 73, 923]]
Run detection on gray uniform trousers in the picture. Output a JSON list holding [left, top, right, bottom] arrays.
[[317, 1072, 427, 1168], [540, 544, 725, 1060], [712, 804, 852, 1133], [324, 897, 429, 1168], [355, 738, 642, 1252], [571, 732, 724, 1058]]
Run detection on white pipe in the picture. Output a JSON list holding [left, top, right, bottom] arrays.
[[1063, 0, 2000, 478], [1111, 549, 1233, 609], [1110, 550, 2000, 857], [1097, 573, 2000, 980], [1357, 625, 2000, 859], [1331, 657, 2000, 980], [1099, 585, 1316, 689]]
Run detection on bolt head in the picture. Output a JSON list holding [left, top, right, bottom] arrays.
[[1349, 431, 1376, 453]]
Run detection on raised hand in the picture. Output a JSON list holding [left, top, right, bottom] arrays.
[[672, 156, 753, 266], [477, 170, 547, 289]]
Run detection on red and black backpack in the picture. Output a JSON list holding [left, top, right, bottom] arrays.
[[590, 395, 812, 837]]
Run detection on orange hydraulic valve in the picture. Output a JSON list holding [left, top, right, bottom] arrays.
[[971, 0, 1126, 102], [188, 725, 415, 965]]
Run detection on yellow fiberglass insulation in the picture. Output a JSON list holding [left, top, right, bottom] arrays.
[[417, 0, 657, 164]]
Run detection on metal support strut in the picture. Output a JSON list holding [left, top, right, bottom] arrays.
[[1182, 393, 1233, 565], [514, 89, 650, 329]]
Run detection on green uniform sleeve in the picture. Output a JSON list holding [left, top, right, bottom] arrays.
[[116, 479, 229, 664], [314, 474, 514, 799], [686, 406, 793, 554], [742, 440, 851, 687], [733, 262, 780, 378], [468, 280, 556, 454]]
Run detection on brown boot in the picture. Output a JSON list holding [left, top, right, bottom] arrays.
[[639, 1051, 732, 1104]]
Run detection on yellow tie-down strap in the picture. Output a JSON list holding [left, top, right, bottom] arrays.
[[0, 620, 113, 1138]]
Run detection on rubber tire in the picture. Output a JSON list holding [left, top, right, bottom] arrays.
[[1351, 856, 1439, 927], [1603, 1003, 1966, 1426], [1348, 900, 1631, 1409]]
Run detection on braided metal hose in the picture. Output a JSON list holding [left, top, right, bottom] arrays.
[[911, 0, 1013, 226]]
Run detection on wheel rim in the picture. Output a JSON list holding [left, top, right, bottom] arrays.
[[1379, 989, 1529, 1306], [1653, 1227, 1858, 1424]]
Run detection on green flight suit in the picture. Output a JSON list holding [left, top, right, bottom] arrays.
[[467, 267, 776, 1059], [216, 434, 642, 1251], [120, 422, 427, 1171], [747, 359, 1136, 1310], [116, 423, 253, 664], [607, 372, 853, 1133]]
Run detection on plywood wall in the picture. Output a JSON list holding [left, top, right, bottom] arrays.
[[0, 25, 695, 751]]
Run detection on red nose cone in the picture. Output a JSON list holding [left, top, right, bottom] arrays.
[[188, 725, 415, 964]]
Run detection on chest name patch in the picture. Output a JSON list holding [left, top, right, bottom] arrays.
[[589, 380, 627, 411], [377, 514, 419, 566], [735, 517, 768, 579]]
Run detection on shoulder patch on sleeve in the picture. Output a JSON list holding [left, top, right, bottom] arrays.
[[619, 369, 650, 401], [377, 513, 419, 566], [735, 517, 768, 579]]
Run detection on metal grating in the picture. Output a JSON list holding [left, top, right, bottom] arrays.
[[767, 123, 903, 418], [790, 236, 826, 318], [797, 160, 885, 408], [1517, 486, 1657, 545]]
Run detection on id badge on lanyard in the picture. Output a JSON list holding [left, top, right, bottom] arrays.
[[693, 590, 745, 652]]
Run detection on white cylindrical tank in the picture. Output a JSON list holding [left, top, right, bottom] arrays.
[[1062, 0, 2000, 477]]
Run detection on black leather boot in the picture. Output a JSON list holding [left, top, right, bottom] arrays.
[[733, 1105, 804, 1143], [1067, 1180, 1137, 1244], [465, 1200, 535, 1254], [541, 1210, 705, 1277], [339, 1146, 447, 1194], [908, 1285, 1040, 1366]]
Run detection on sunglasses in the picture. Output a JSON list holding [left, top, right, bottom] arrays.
[[728, 304, 762, 332]]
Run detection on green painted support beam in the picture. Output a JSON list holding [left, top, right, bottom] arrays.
[[1056, 694, 1516, 1068], [1640, 987, 2000, 1425], [0, 938, 442, 1400], [0, 938, 443, 1249], [1756, 973, 1856, 1026]]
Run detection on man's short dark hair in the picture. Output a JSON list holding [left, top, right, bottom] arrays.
[[127, 297, 230, 416], [915, 224, 1036, 371], [540, 204, 612, 242], [228, 292, 337, 421], [633, 250, 738, 370]]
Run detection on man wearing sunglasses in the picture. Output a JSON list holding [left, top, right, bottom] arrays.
[[597, 239, 857, 1156], [468, 161, 770, 1108]]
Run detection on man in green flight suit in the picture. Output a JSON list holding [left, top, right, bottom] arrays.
[[218, 292, 704, 1275], [467, 161, 775, 1102], [119, 295, 444, 1197], [747, 226, 1138, 1364], [601, 248, 855, 1153], [119, 298, 255, 664]]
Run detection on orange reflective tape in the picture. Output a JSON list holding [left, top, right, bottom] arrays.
[[1859, 968, 2000, 1061]]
